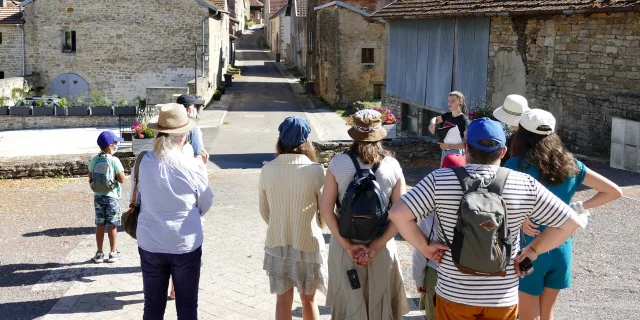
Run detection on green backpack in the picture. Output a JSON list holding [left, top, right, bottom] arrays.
[[438, 167, 512, 277]]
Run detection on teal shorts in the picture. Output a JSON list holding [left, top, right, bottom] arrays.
[[94, 195, 121, 227], [519, 232, 572, 296]]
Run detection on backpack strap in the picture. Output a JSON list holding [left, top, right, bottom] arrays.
[[452, 166, 476, 193], [129, 151, 147, 208], [487, 168, 510, 196], [346, 152, 365, 178]]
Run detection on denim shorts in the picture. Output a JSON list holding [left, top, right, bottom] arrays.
[[94, 195, 121, 227]]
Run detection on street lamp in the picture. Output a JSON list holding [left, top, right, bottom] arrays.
[[194, 43, 209, 95]]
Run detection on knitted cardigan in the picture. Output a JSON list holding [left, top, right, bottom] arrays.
[[259, 154, 326, 253]]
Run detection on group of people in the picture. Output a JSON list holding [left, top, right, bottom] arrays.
[[87, 90, 623, 320]]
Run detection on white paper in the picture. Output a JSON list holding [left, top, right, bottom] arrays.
[[443, 126, 462, 145]]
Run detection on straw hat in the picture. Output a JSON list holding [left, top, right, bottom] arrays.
[[147, 103, 198, 134], [348, 109, 387, 142], [492, 95, 530, 127]]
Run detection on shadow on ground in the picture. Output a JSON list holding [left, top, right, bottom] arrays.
[[23, 227, 97, 237]]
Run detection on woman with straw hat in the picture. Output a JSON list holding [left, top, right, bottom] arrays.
[[133, 103, 214, 320], [320, 109, 409, 319]]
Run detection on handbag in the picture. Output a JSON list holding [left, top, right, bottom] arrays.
[[121, 151, 147, 239]]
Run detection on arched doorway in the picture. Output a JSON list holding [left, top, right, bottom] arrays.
[[51, 73, 89, 99]]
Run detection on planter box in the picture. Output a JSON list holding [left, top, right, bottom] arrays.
[[67, 106, 88, 116], [9, 107, 31, 115], [114, 106, 137, 115], [213, 95, 221, 101], [55, 106, 66, 116], [132, 138, 154, 156], [0, 107, 8, 115], [90, 106, 113, 116], [33, 106, 54, 116], [383, 124, 397, 140]]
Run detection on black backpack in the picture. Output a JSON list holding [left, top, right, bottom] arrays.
[[337, 153, 388, 242], [438, 167, 512, 276]]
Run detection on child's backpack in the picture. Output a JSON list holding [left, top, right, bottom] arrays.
[[438, 167, 512, 276], [90, 153, 116, 193], [338, 152, 388, 242]]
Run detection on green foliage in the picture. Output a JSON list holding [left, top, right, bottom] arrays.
[[116, 97, 128, 106], [35, 98, 45, 107], [0, 96, 9, 106], [90, 91, 106, 106], [59, 98, 68, 108], [11, 87, 23, 101]]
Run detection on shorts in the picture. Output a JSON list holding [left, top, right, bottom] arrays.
[[519, 235, 573, 296], [418, 266, 438, 320], [94, 195, 121, 227]]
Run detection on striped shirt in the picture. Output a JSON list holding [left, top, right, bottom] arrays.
[[402, 164, 573, 307]]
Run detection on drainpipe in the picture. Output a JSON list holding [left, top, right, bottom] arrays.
[[18, 24, 25, 77], [201, 12, 217, 76]]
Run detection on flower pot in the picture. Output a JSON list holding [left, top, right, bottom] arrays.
[[114, 106, 137, 115], [9, 107, 31, 115], [55, 106, 67, 116], [90, 106, 113, 116], [33, 106, 54, 116], [0, 106, 8, 115], [218, 87, 226, 95], [132, 138, 154, 156], [224, 73, 233, 87], [213, 95, 221, 101], [383, 124, 397, 140], [67, 106, 88, 116]]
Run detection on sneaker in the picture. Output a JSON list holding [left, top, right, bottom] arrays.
[[107, 251, 122, 263], [93, 252, 104, 263]]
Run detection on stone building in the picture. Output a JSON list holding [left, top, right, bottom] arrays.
[[264, 0, 288, 49], [370, 0, 640, 161], [313, 1, 386, 106], [290, 0, 308, 73], [4, 0, 232, 104], [0, 1, 24, 80], [249, 0, 264, 25], [229, 0, 250, 35], [269, 1, 291, 59]]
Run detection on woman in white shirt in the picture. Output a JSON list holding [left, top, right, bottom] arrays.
[[133, 103, 214, 320]]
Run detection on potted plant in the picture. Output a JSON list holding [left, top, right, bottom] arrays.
[[9, 88, 30, 115], [66, 94, 88, 116], [114, 97, 137, 115], [217, 86, 226, 95], [131, 109, 156, 155], [54, 97, 68, 115], [89, 91, 113, 116], [347, 102, 399, 139], [32, 98, 54, 116], [213, 90, 222, 101], [468, 104, 493, 120], [0, 96, 9, 115]]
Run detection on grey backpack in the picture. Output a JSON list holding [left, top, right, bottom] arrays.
[[438, 167, 512, 277], [90, 153, 116, 193]]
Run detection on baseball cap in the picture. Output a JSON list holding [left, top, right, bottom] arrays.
[[278, 116, 311, 147], [176, 94, 205, 107], [520, 109, 556, 136], [466, 118, 506, 152], [97, 131, 124, 148], [441, 153, 466, 169]]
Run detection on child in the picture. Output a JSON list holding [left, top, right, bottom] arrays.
[[428, 91, 470, 165], [89, 131, 126, 263], [411, 153, 466, 320]]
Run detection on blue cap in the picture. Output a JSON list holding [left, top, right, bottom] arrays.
[[466, 118, 506, 152], [97, 131, 124, 149], [278, 116, 311, 147]]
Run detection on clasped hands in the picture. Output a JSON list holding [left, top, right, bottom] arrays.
[[344, 240, 448, 267]]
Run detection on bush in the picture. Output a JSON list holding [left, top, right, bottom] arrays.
[[59, 98, 68, 108], [116, 97, 128, 106], [0, 96, 9, 106]]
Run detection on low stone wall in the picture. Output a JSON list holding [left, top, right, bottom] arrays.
[[0, 77, 24, 106], [314, 137, 442, 167], [145, 87, 189, 105], [0, 152, 136, 179], [0, 115, 122, 131]]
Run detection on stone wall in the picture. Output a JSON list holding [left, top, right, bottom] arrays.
[[145, 87, 189, 106], [188, 76, 215, 102], [382, 93, 405, 122], [314, 137, 441, 167], [0, 152, 136, 179], [487, 13, 640, 158], [0, 25, 23, 79], [0, 77, 24, 105], [21, 0, 229, 102], [315, 6, 340, 104], [0, 115, 120, 131]]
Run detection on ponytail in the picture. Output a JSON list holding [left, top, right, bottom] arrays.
[[449, 91, 467, 115]]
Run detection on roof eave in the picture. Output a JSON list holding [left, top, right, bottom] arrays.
[[196, 0, 221, 13]]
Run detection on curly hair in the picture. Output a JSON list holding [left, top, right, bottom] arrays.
[[349, 141, 394, 166], [510, 125, 578, 185], [276, 139, 317, 162]]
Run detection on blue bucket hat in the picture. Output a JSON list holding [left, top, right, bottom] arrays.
[[466, 118, 506, 152], [278, 116, 311, 147]]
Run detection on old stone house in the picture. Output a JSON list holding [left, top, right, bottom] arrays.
[[313, 1, 387, 106], [269, 1, 292, 59], [370, 0, 640, 162], [0, 0, 233, 105], [0, 1, 23, 80], [249, 0, 264, 25], [228, 0, 250, 35], [264, 0, 288, 49], [289, 0, 308, 74]]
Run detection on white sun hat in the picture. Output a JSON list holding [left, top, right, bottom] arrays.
[[492, 94, 530, 127]]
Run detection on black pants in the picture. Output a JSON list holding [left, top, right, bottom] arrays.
[[139, 246, 202, 320]]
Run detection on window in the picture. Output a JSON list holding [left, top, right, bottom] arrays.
[[361, 48, 374, 64], [373, 84, 383, 100], [0, 33, 2, 44], [63, 31, 76, 52], [0, 71, 4, 79]]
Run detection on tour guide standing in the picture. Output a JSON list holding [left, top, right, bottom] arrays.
[[388, 118, 581, 319]]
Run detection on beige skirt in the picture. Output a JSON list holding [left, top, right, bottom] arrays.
[[326, 235, 409, 320]]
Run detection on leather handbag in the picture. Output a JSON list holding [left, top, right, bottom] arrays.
[[121, 151, 147, 239]]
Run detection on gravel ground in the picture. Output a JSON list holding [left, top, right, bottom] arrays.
[[0, 162, 638, 319]]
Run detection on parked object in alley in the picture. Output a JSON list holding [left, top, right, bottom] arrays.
[[224, 73, 233, 87]]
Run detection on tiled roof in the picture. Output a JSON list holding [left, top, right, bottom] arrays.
[[270, 0, 289, 15], [250, 0, 264, 7], [203, 0, 228, 11], [0, 7, 23, 25], [295, 0, 308, 16], [370, 0, 640, 20]]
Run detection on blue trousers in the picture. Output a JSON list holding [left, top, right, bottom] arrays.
[[139, 246, 202, 320]]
